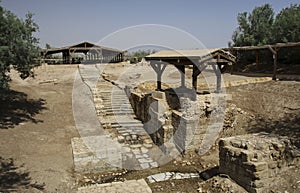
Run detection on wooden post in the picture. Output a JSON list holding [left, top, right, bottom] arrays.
[[68, 50, 71, 64], [272, 52, 277, 80], [157, 63, 162, 90], [150, 61, 167, 91], [192, 64, 200, 92], [267, 45, 278, 80], [212, 63, 221, 93], [180, 65, 185, 87], [192, 73, 197, 91], [174, 65, 186, 87]]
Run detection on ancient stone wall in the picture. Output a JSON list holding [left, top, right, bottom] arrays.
[[219, 134, 300, 193], [129, 90, 234, 153]]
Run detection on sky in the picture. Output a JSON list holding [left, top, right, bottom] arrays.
[[1, 0, 299, 50]]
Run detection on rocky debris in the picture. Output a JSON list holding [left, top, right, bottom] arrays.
[[76, 169, 129, 187], [198, 176, 247, 193]]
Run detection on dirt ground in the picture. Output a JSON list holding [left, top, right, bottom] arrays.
[[0, 65, 79, 192], [0, 64, 299, 192]]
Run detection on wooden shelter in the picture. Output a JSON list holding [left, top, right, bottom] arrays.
[[230, 42, 300, 80], [145, 49, 236, 93], [40, 41, 124, 64]]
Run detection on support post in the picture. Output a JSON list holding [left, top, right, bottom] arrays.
[[174, 65, 186, 88], [192, 73, 197, 91], [268, 45, 278, 80], [68, 50, 71, 64], [212, 63, 221, 93], [157, 65, 162, 90], [180, 65, 185, 87], [273, 52, 277, 80], [192, 65, 200, 91], [150, 61, 167, 91]]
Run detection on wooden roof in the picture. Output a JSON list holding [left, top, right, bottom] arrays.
[[230, 42, 300, 51], [146, 49, 219, 58], [145, 48, 236, 65], [41, 41, 124, 55]]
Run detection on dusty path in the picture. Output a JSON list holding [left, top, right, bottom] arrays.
[[0, 65, 79, 192]]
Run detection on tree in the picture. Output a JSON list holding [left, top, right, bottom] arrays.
[[0, 5, 39, 90], [273, 4, 300, 43], [45, 43, 51, 49], [231, 4, 275, 46], [128, 49, 156, 63]]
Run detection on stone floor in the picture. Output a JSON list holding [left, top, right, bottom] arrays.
[[146, 172, 199, 183], [77, 179, 152, 193]]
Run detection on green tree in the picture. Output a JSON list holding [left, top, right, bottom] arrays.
[[231, 4, 275, 46], [0, 5, 39, 90], [128, 49, 156, 63], [45, 43, 51, 49], [273, 4, 300, 43]]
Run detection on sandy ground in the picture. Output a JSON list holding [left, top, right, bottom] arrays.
[[0, 65, 79, 192], [0, 63, 299, 192]]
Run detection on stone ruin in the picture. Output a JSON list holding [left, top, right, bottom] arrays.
[[219, 133, 300, 193], [128, 88, 300, 192], [128, 88, 233, 154]]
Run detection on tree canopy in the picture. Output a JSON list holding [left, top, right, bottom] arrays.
[[0, 5, 39, 90], [231, 3, 300, 46], [273, 4, 300, 43]]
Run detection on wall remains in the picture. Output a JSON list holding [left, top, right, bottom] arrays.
[[129, 89, 233, 153], [219, 134, 300, 193]]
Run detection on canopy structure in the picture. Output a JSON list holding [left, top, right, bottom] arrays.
[[40, 41, 125, 64], [230, 42, 300, 80], [145, 49, 236, 93]]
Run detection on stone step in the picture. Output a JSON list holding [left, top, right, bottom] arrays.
[[100, 108, 132, 112], [102, 111, 134, 115], [101, 102, 131, 105], [105, 112, 134, 116], [112, 123, 144, 128], [110, 119, 142, 125]]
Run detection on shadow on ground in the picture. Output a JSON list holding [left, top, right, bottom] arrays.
[[0, 156, 44, 192], [0, 90, 46, 129], [246, 115, 300, 148]]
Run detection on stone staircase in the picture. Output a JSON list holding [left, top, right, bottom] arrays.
[[73, 64, 163, 171], [94, 80, 160, 169]]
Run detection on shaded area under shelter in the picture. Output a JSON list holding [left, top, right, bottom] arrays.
[[40, 41, 125, 64], [145, 49, 236, 93]]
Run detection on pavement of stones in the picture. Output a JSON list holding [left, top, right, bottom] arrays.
[[77, 179, 152, 193]]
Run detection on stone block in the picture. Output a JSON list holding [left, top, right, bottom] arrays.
[[242, 162, 268, 172], [152, 91, 165, 100]]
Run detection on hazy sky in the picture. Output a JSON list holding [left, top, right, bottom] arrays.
[[2, 0, 298, 49]]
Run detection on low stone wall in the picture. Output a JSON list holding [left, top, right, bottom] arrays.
[[219, 134, 300, 193], [129, 89, 234, 153]]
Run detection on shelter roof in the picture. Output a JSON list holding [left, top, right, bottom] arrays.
[[145, 48, 236, 65]]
